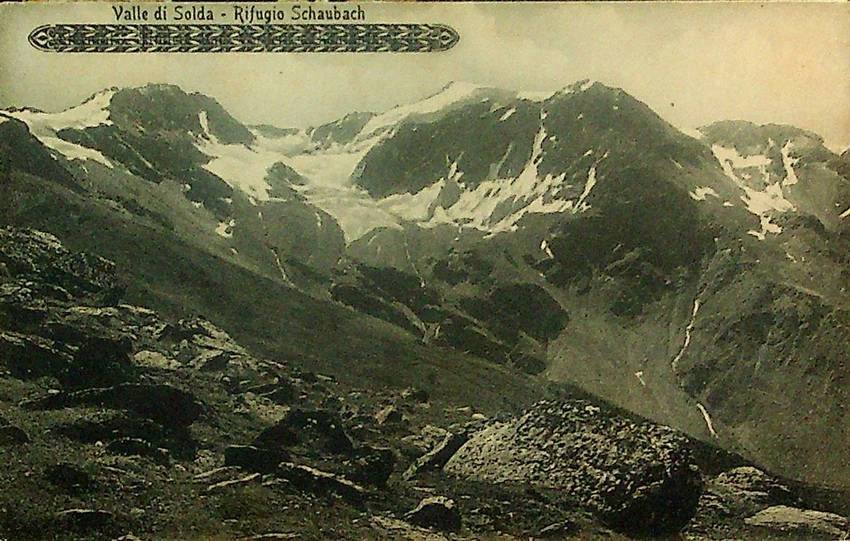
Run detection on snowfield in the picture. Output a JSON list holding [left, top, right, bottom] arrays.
[[7, 90, 116, 168]]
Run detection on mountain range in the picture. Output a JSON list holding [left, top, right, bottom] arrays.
[[1, 78, 849, 538]]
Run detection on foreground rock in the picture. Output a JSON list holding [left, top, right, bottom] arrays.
[[52, 509, 118, 536], [0, 423, 30, 446], [25, 383, 203, 427], [403, 431, 469, 481], [404, 496, 461, 532], [445, 399, 703, 536], [705, 466, 796, 518], [744, 505, 849, 538], [225, 445, 290, 474], [254, 409, 353, 454], [275, 462, 365, 504]]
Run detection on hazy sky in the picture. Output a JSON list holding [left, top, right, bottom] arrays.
[[1, 2, 848, 150]]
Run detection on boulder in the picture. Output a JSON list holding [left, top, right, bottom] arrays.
[[254, 409, 353, 455], [401, 387, 429, 403], [403, 431, 469, 481], [444, 399, 703, 536], [708, 466, 795, 517], [404, 496, 461, 532], [53, 411, 196, 458], [132, 350, 180, 370], [225, 445, 290, 474], [537, 520, 580, 538], [243, 381, 296, 405], [745, 505, 849, 538], [44, 463, 95, 494], [160, 317, 244, 355], [275, 462, 365, 504], [370, 516, 450, 541], [0, 331, 71, 381], [0, 280, 57, 330], [26, 383, 203, 427], [0, 417, 30, 445], [400, 425, 450, 457], [52, 509, 117, 535], [342, 445, 395, 487], [106, 437, 170, 464], [65, 331, 135, 388], [207, 473, 261, 494], [375, 405, 405, 426]]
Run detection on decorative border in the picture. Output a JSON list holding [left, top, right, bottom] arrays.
[[28, 23, 460, 53]]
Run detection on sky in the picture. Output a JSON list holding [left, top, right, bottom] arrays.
[[1, 2, 848, 150]]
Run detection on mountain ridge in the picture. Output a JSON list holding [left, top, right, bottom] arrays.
[[2, 79, 849, 491]]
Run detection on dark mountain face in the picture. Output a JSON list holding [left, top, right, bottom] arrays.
[[0, 116, 80, 193], [354, 98, 539, 198], [53, 87, 240, 217], [110, 85, 255, 145], [308, 111, 376, 149], [2, 81, 849, 495]]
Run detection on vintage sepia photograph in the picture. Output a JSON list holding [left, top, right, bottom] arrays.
[[0, 2, 848, 539]]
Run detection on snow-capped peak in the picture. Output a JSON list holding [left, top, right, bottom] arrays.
[[566, 79, 598, 94], [10, 88, 115, 132], [355, 81, 488, 142], [4, 89, 116, 168]]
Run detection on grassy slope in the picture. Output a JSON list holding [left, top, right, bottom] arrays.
[[0, 171, 547, 418]]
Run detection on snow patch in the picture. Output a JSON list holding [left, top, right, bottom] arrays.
[[671, 297, 700, 373], [710, 144, 794, 240], [741, 183, 794, 215], [780, 140, 799, 186], [689, 186, 719, 201], [575, 164, 598, 212], [711, 144, 772, 176], [357, 82, 482, 142], [198, 111, 210, 137], [697, 403, 718, 438], [540, 239, 555, 259], [215, 218, 235, 238], [748, 215, 782, 240], [499, 108, 516, 122], [198, 121, 313, 202], [517, 90, 556, 102], [378, 180, 446, 223], [681, 127, 703, 140], [840, 207, 850, 219], [7, 89, 116, 168]]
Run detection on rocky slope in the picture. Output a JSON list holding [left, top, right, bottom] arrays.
[[3, 227, 849, 540]]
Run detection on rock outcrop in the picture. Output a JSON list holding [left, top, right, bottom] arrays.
[[445, 399, 704, 536], [405, 496, 462, 532], [744, 505, 849, 539]]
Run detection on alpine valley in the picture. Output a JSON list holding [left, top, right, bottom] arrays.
[[1, 80, 849, 540]]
